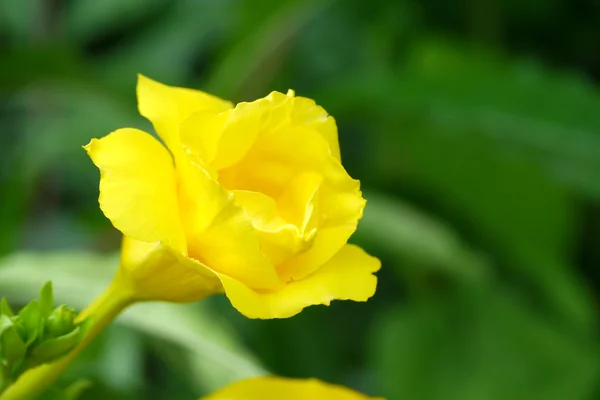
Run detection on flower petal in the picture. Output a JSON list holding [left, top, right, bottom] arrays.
[[290, 95, 341, 160], [84, 128, 186, 253], [202, 376, 384, 400], [180, 98, 269, 170], [137, 74, 232, 152], [219, 126, 354, 198], [178, 156, 281, 290], [219, 244, 380, 319], [275, 172, 322, 233], [232, 190, 316, 267], [279, 184, 366, 281], [277, 224, 357, 282], [219, 126, 365, 281], [180, 109, 230, 166], [212, 99, 270, 170], [119, 236, 222, 302]]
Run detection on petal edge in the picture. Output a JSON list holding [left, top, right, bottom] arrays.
[[220, 244, 380, 319]]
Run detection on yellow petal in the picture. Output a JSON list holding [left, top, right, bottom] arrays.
[[260, 90, 340, 161], [212, 99, 270, 170], [180, 98, 269, 170], [119, 236, 222, 302], [202, 376, 384, 400], [137, 74, 232, 152], [278, 187, 366, 282], [84, 128, 186, 253], [178, 156, 280, 290], [180, 109, 230, 166], [290, 95, 341, 160], [218, 125, 365, 281], [264, 91, 294, 133], [277, 224, 357, 282], [276, 172, 322, 233], [219, 244, 380, 319], [218, 126, 350, 199], [232, 190, 316, 266]]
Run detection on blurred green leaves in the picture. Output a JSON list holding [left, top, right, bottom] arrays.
[[205, 0, 337, 100], [371, 287, 600, 400], [357, 191, 490, 283]]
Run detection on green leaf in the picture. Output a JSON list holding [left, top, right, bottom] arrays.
[[63, 379, 93, 400], [370, 287, 600, 400], [39, 281, 54, 319], [64, 0, 169, 42], [316, 39, 600, 200], [0, 252, 267, 392], [317, 48, 597, 332], [95, 0, 231, 93], [205, 0, 336, 100], [0, 0, 40, 42], [0, 298, 14, 318], [356, 191, 490, 282], [36, 379, 93, 400]]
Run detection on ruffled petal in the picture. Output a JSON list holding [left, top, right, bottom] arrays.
[[178, 156, 280, 290], [232, 190, 316, 267], [119, 237, 222, 302], [218, 126, 365, 281], [137, 74, 232, 152], [180, 98, 269, 170], [275, 172, 322, 233], [290, 95, 341, 160], [277, 224, 357, 282], [219, 126, 354, 197], [180, 109, 230, 167], [279, 186, 366, 281], [219, 244, 380, 319], [84, 128, 186, 253], [202, 376, 384, 400]]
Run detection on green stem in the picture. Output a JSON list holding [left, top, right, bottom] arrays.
[[0, 280, 135, 400]]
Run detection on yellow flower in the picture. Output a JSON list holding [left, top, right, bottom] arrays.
[[85, 75, 380, 319], [201, 376, 384, 400]]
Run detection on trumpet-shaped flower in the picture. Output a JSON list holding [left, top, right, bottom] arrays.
[[85, 75, 380, 319]]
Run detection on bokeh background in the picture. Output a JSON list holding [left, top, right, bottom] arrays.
[[1, 0, 600, 399]]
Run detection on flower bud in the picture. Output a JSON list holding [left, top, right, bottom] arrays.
[[0, 282, 87, 383], [44, 305, 77, 339]]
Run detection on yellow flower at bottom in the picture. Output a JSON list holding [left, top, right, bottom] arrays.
[[85, 75, 380, 319], [202, 376, 384, 400]]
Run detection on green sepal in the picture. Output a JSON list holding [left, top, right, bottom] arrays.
[[9, 315, 26, 343], [18, 300, 41, 346], [38, 282, 55, 340], [39, 282, 54, 320], [0, 315, 26, 370], [29, 326, 82, 366], [0, 298, 14, 317]]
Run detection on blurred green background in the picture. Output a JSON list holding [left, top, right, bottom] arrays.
[[1, 0, 600, 399]]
